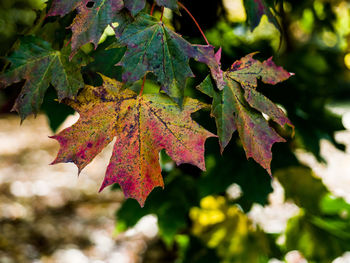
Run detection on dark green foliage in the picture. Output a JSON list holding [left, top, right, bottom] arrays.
[[0, 36, 89, 120], [117, 171, 199, 244], [118, 13, 196, 105], [41, 86, 75, 132]]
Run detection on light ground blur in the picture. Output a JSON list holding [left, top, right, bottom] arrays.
[[0, 113, 159, 263], [0, 105, 350, 262]]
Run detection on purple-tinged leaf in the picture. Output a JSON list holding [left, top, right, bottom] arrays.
[[198, 53, 293, 174], [51, 75, 214, 206]]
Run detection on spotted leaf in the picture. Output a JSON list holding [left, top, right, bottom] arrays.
[[198, 54, 293, 174], [48, 0, 127, 55], [0, 36, 89, 120], [51, 75, 214, 206], [118, 13, 215, 106]]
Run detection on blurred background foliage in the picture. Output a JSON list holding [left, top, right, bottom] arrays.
[[1, 0, 350, 262]]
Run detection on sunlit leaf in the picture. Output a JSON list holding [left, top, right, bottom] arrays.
[[51, 75, 214, 206]]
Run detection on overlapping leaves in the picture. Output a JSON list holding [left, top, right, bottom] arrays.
[[48, 0, 179, 17], [0, 1, 294, 205], [0, 36, 88, 120], [118, 14, 218, 105], [199, 52, 293, 174], [51, 75, 214, 206], [48, 0, 127, 54], [47, 0, 179, 53]]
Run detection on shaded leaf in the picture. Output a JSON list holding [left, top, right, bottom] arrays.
[[155, 0, 178, 12], [0, 36, 88, 120], [124, 0, 178, 16], [285, 212, 350, 262], [275, 166, 327, 214], [190, 196, 270, 263], [179, 235, 221, 263], [278, 167, 350, 262], [243, 0, 280, 32], [47, 0, 81, 16], [41, 86, 75, 132], [51, 75, 214, 206], [124, 0, 146, 16], [117, 171, 199, 245], [198, 142, 274, 210]]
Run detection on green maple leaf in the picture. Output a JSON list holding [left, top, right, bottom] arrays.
[[243, 0, 280, 32], [0, 36, 89, 120], [51, 75, 214, 206], [47, 0, 128, 54], [198, 52, 293, 174], [119, 13, 214, 106]]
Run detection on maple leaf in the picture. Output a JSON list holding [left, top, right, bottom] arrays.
[[198, 53, 293, 174], [243, 0, 280, 32], [51, 75, 214, 206], [118, 13, 213, 106], [70, 0, 125, 54], [48, 0, 128, 54], [124, 0, 178, 16], [0, 36, 88, 120]]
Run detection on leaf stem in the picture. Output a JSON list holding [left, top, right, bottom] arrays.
[[140, 75, 146, 96], [150, 2, 156, 16], [160, 6, 164, 21], [178, 2, 210, 45]]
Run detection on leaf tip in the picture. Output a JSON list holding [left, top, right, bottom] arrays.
[[215, 47, 222, 64]]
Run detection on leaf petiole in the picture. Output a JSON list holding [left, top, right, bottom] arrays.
[[178, 2, 210, 45], [150, 2, 156, 16], [160, 6, 164, 21], [140, 75, 146, 96]]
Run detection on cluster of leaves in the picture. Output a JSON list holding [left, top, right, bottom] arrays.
[[0, 0, 293, 206], [1, 0, 350, 262], [113, 0, 350, 262]]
